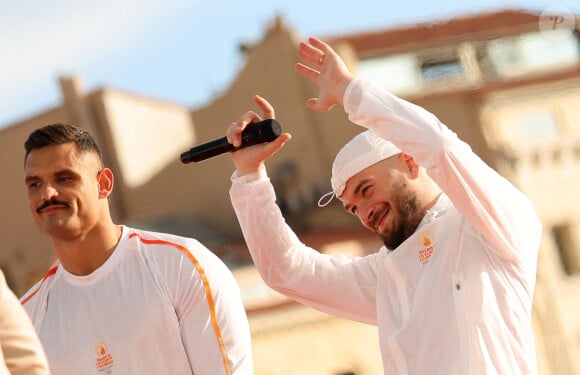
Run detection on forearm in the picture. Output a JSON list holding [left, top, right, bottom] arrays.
[[230, 170, 379, 324], [229, 168, 302, 281]]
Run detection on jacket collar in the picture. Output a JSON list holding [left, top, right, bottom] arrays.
[[417, 193, 452, 230]]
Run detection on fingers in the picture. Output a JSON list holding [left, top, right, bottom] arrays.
[[296, 37, 341, 112], [298, 43, 320, 67], [227, 110, 262, 147], [253, 95, 275, 119], [227, 95, 276, 148], [226, 95, 292, 176], [263, 133, 292, 156], [230, 132, 292, 176], [305, 98, 333, 112], [298, 37, 333, 68], [298, 40, 326, 70], [252, 133, 292, 164], [295, 63, 319, 84], [296, 36, 354, 112], [307, 37, 332, 55]]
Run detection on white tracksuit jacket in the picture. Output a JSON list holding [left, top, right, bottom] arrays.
[[229, 78, 542, 374], [21, 226, 253, 375]]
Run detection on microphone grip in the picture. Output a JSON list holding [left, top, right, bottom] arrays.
[[180, 119, 282, 164]]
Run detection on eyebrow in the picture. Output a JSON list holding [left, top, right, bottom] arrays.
[[24, 175, 38, 184], [354, 179, 371, 195], [24, 168, 77, 183], [342, 178, 371, 211]]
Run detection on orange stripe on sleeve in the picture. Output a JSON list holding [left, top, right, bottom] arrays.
[[129, 233, 233, 375], [21, 265, 58, 305]]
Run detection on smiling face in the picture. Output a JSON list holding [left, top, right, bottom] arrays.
[[339, 155, 426, 250], [24, 142, 110, 241]]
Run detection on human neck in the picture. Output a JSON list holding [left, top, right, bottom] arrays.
[[424, 191, 443, 211], [52, 223, 122, 276], [415, 173, 443, 212]]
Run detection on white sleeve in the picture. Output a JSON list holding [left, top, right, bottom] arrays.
[[155, 238, 253, 374], [230, 169, 379, 325], [1, 270, 50, 375], [343, 78, 541, 264]]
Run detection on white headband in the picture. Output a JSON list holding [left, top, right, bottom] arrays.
[[318, 130, 401, 207]]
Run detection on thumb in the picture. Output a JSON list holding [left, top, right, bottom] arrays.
[[263, 133, 292, 158], [306, 98, 334, 112], [305, 98, 319, 111]]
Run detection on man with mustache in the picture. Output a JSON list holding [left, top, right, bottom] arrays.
[[226, 37, 542, 374], [20, 124, 253, 374]]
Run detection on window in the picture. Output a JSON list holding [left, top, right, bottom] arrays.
[[486, 30, 580, 77], [357, 53, 421, 94], [512, 111, 559, 143], [421, 59, 463, 81], [418, 46, 464, 82]]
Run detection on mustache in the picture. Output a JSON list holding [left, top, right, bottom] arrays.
[[36, 199, 70, 213]]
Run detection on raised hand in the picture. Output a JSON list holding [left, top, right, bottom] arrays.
[[295, 37, 354, 111]]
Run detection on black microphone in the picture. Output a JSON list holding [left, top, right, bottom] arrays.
[[180, 119, 282, 164]]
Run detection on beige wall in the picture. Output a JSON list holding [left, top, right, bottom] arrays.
[[250, 306, 383, 375]]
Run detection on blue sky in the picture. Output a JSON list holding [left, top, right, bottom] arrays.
[[1, 0, 579, 129]]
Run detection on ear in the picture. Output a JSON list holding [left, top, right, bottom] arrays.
[[97, 168, 114, 199], [401, 153, 420, 179]]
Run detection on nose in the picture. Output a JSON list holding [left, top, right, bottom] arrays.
[[359, 203, 375, 228], [40, 184, 59, 201]]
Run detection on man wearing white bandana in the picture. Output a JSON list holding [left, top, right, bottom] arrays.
[[226, 37, 541, 374]]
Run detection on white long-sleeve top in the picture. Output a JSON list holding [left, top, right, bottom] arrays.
[[229, 79, 541, 374], [20, 226, 253, 375]]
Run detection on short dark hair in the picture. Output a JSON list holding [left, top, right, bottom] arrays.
[[24, 123, 104, 164]]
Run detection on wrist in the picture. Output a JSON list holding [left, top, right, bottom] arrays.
[[235, 163, 264, 177], [231, 165, 267, 183], [335, 75, 354, 105]]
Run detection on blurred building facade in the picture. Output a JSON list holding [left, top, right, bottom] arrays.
[[1, 8, 579, 374]]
